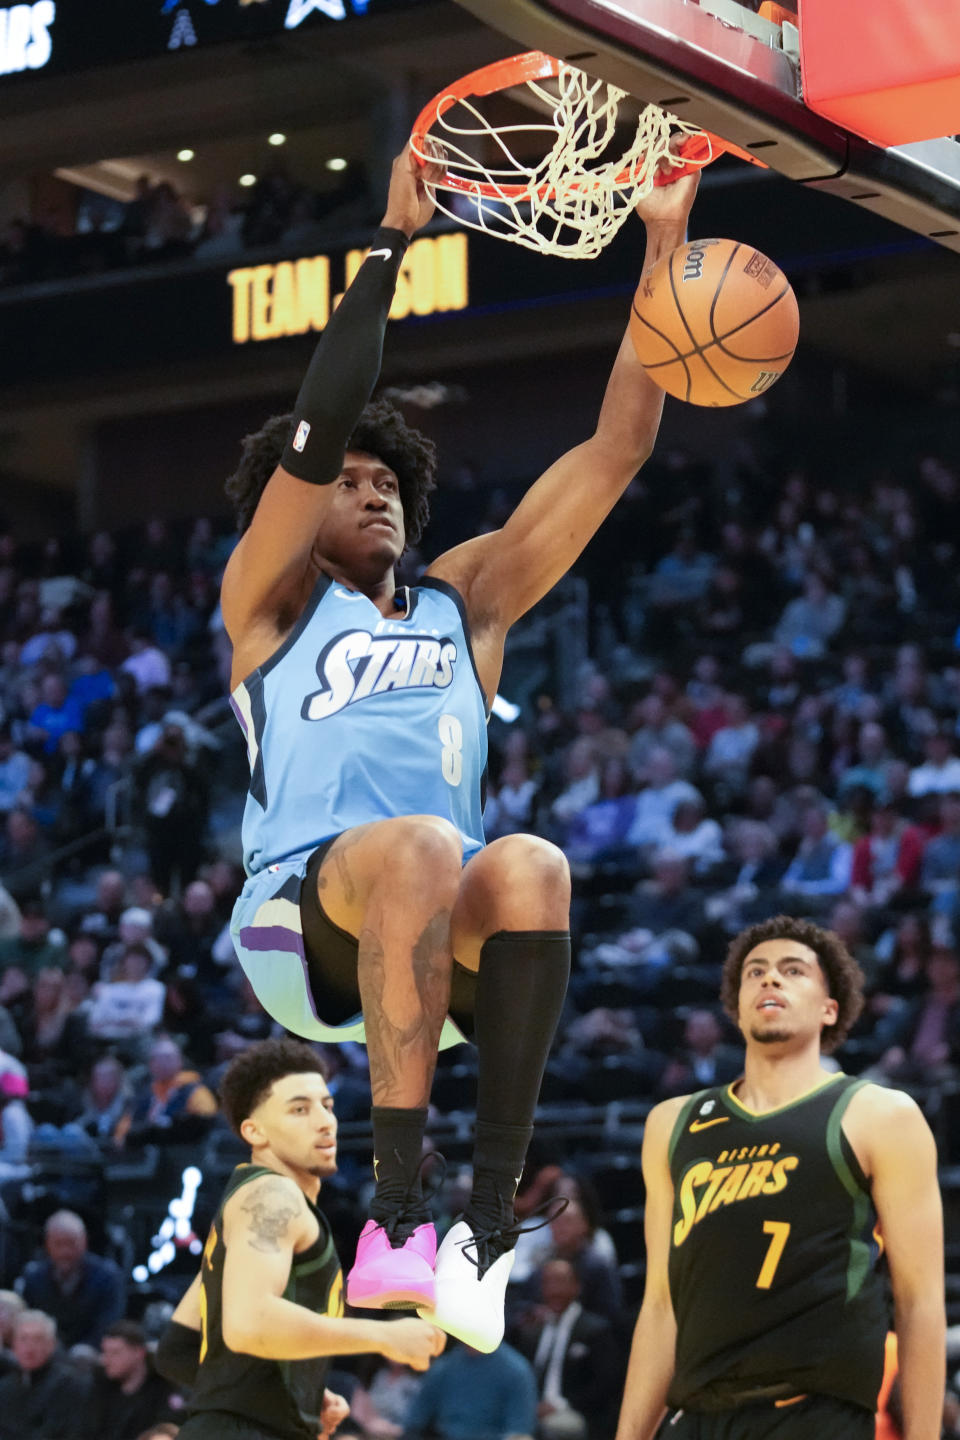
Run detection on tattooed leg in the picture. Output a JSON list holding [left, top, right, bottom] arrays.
[[311, 816, 463, 1106], [358, 910, 453, 1109]]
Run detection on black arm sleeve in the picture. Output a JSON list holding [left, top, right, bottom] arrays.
[[280, 225, 409, 485], [154, 1319, 202, 1389]]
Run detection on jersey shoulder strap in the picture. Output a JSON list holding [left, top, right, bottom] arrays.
[[667, 1087, 721, 1164]]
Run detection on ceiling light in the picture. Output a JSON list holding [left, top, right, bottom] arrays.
[[239, 173, 257, 187], [177, 149, 195, 162], [268, 132, 287, 146], [325, 157, 348, 172]]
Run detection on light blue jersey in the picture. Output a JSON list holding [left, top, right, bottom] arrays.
[[228, 573, 487, 1046]]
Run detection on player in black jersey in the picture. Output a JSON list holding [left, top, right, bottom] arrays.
[[615, 914, 944, 1440], [154, 1038, 444, 1440]]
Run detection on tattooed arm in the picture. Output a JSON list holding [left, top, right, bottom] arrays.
[[221, 1173, 444, 1367]]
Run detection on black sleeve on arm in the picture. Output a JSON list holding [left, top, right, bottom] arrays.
[[280, 226, 409, 486], [154, 1319, 202, 1389]]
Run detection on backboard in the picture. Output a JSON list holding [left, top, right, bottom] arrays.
[[453, 0, 960, 253]]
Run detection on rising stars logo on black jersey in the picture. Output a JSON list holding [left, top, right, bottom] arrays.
[[673, 1137, 800, 1246]]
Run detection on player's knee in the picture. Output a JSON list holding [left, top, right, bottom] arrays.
[[497, 834, 571, 906], [383, 815, 463, 888]]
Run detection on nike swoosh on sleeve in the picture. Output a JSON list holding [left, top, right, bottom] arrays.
[[367, 248, 393, 260], [689, 1117, 730, 1132]]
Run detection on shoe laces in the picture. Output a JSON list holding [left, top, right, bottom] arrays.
[[458, 1195, 569, 1279], [378, 1150, 447, 1249]]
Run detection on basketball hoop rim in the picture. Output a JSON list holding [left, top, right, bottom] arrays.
[[409, 49, 765, 201]]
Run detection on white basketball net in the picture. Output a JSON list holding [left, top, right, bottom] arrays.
[[412, 62, 711, 260]]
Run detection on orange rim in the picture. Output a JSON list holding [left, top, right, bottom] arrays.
[[409, 50, 766, 201]]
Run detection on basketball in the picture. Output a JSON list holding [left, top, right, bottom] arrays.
[[629, 238, 799, 406]]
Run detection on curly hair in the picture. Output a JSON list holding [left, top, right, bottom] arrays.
[[224, 398, 437, 545], [720, 914, 865, 1054], [219, 1037, 329, 1138]]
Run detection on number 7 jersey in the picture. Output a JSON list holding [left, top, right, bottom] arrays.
[[666, 1072, 888, 1414], [230, 573, 488, 877]]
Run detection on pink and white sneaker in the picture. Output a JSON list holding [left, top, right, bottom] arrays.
[[346, 1218, 437, 1311]]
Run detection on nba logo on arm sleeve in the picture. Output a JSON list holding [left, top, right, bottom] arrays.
[[293, 420, 311, 453]]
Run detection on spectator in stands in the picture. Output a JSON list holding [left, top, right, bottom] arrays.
[[779, 802, 853, 906], [647, 528, 715, 611], [141, 183, 192, 261], [121, 632, 172, 696], [0, 810, 52, 902], [921, 793, 960, 899], [484, 757, 539, 841], [83, 722, 135, 831], [402, 1338, 537, 1440], [626, 748, 699, 849], [685, 658, 730, 752], [657, 1008, 743, 1097], [86, 1319, 177, 1440], [0, 1291, 24, 1376], [0, 993, 19, 1055], [537, 1200, 622, 1328], [154, 879, 226, 990], [0, 1309, 90, 1439], [134, 721, 209, 892], [75, 1056, 132, 1152], [850, 795, 926, 910], [80, 593, 129, 671], [548, 740, 600, 831], [627, 694, 696, 780], [87, 944, 166, 1055], [701, 694, 760, 801], [873, 945, 960, 1083], [0, 899, 67, 978], [656, 794, 724, 876], [0, 1067, 32, 1180], [833, 651, 874, 718], [0, 722, 30, 814], [101, 908, 166, 981], [18, 965, 93, 1086], [512, 1257, 620, 1440], [562, 758, 637, 868], [838, 721, 895, 799], [349, 1357, 424, 1438], [625, 850, 707, 955], [773, 568, 846, 658], [908, 726, 960, 797], [79, 871, 128, 943], [25, 673, 85, 757], [124, 1034, 216, 1146], [17, 1212, 125, 1350], [707, 819, 786, 934]]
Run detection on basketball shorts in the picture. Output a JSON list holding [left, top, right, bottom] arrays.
[[664, 1395, 874, 1440], [230, 835, 474, 1047]]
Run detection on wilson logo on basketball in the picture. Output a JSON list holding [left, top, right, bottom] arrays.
[[681, 239, 720, 282]]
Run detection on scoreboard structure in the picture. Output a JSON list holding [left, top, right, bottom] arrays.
[[0, 0, 426, 81]]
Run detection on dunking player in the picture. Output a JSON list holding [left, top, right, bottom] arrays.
[[154, 1037, 444, 1440], [615, 914, 945, 1440], [221, 140, 698, 1350]]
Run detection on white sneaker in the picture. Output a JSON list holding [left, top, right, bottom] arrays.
[[416, 1218, 516, 1353]]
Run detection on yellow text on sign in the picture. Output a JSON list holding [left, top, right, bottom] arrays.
[[227, 234, 468, 344]]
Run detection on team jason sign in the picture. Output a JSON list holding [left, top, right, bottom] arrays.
[[227, 232, 468, 344], [0, 1, 54, 74]]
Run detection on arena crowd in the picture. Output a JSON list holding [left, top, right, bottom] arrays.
[[0, 436, 958, 1438]]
